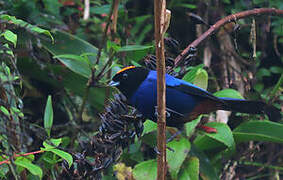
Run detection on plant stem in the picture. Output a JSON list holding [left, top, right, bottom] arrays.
[[154, 0, 168, 179]]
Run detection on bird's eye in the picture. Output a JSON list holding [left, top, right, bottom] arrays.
[[123, 73, 128, 79]]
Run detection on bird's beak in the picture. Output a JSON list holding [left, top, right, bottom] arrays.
[[108, 80, 120, 87]]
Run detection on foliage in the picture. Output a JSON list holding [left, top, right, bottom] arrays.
[[0, 0, 282, 179]]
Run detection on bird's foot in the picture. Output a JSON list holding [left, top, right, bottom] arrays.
[[197, 125, 217, 133]]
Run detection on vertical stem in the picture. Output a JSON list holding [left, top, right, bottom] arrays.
[[154, 0, 167, 179]]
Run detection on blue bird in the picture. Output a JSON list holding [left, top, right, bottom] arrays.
[[109, 66, 281, 131]]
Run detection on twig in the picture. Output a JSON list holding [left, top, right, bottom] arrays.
[[173, 8, 283, 68], [0, 150, 44, 165], [154, 0, 170, 179], [77, 1, 116, 121], [94, 1, 115, 66]]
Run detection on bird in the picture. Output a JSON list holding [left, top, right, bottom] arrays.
[[109, 66, 281, 132]]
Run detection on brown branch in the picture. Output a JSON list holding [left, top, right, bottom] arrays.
[[174, 8, 283, 68], [154, 0, 168, 179], [0, 150, 44, 165]]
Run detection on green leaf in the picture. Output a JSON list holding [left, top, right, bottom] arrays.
[[46, 148, 73, 168], [30, 26, 54, 43], [270, 66, 283, 74], [0, 106, 10, 116], [2, 30, 17, 47], [14, 157, 42, 179], [256, 68, 271, 79], [54, 54, 91, 78], [43, 138, 62, 148], [182, 64, 204, 83], [118, 45, 153, 52], [177, 3, 197, 9], [194, 122, 235, 151], [233, 121, 283, 144], [0, 14, 53, 43], [41, 30, 103, 76], [179, 157, 199, 180], [133, 160, 157, 180], [142, 120, 157, 135], [167, 138, 191, 179], [44, 95, 53, 137], [190, 146, 219, 180], [192, 68, 208, 90], [213, 89, 244, 99], [185, 116, 202, 137]]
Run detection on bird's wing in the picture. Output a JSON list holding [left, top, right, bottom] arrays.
[[148, 70, 223, 102], [168, 83, 221, 102], [164, 73, 222, 102]]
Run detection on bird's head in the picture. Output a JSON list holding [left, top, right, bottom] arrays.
[[109, 66, 149, 99]]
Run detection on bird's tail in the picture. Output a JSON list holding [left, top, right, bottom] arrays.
[[219, 97, 282, 122]]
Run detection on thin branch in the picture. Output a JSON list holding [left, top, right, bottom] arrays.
[[94, 2, 115, 66], [0, 150, 44, 165], [77, 1, 116, 121], [154, 0, 169, 179], [174, 8, 283, 68]]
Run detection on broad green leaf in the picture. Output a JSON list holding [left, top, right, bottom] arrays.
[[53, 54, 91, 78], [142, 120, 157, 135], [47, 148, 73, 168], [192, 68, 208, 90], [182, 64, 204, 83], [233, 121, 283, 144], [41, 30, 104, 77], [190, 146, 219, 180], [133, 160, 157, 180], [179, 157, 199, 180], [2, 30, 17, 47], [194, 122, 235, 151], [14, 157, 42, 179], [213, 89, 244, 99], [117, 45, 153, 52], [167, 138, 191, 179], [44, 95, 53, 137]]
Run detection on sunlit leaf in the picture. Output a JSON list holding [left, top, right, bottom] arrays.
[[133, 160, 157, 180], [213, 89, 244, 99], [14, 157, 42, 179], [2, 30, 17, 47], [167, 138, 191, 179], [179, 156, 199, 180]]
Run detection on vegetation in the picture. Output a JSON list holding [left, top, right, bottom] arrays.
[[0, 0, 282, 179]]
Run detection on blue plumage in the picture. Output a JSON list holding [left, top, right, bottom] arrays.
[[110, 66, 281, 128], [130, 71, 203, 122]]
